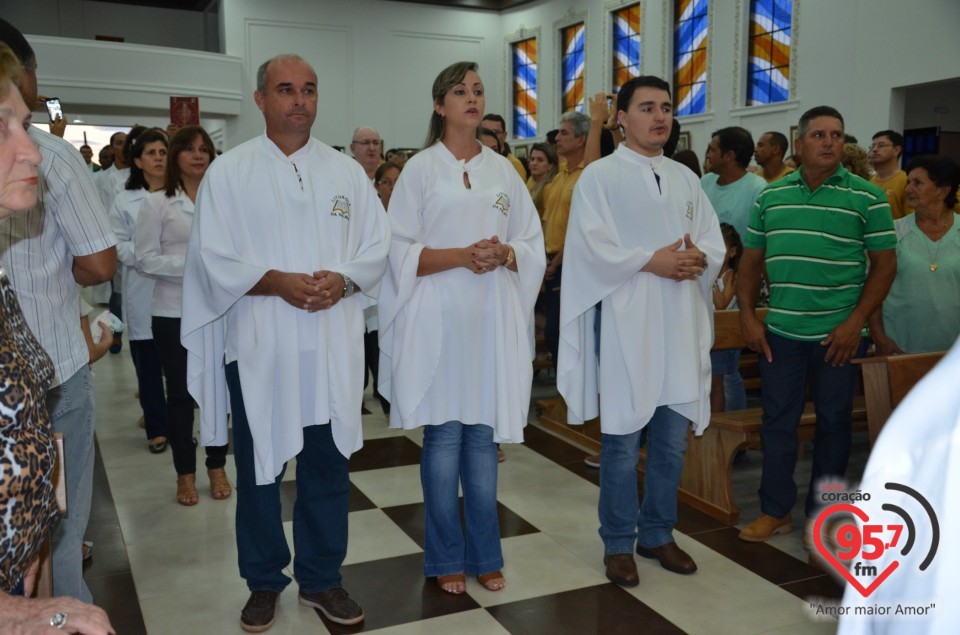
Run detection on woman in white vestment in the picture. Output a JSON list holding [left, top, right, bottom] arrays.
[[135, 126, 230, 507], [108, 127, 169, 454], [378, 61, 545, 595]]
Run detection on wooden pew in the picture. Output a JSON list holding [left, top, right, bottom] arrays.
[[853, 351, 945, 445]]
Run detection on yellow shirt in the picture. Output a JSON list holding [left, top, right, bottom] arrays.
[[762, 166, 795, 183], [507, 153, 527, 181], [542, 160, 584, 253], [871, 170, 911, 219]]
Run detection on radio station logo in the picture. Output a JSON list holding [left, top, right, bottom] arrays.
[[811, 481, 939, 598]]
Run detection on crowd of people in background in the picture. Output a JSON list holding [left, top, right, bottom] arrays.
[[3, 10, 960, 633]]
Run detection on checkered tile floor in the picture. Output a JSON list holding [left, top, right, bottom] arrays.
[[83, 345, 861, 634]]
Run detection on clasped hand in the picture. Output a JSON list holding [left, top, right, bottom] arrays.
[[275, 270, 345, 312], [642, 233, 705, 281], [469, 235, 507, 274]]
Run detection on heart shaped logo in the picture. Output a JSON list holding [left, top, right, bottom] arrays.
[[812, 503, 900, 597]]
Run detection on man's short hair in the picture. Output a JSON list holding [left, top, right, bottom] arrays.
[[712, 126, 755, 169], [110, 131, 126, 145], [482, 114, 506, 130], [256, 54, 308, 93], [546, 129, 559, 145], [0, 18, 35, 66], [763, 131, 789, 157], [616, 76, 671, 115], [797, 106, 844, 139], [872, 129, 904, 149], [559, 111, 591, 138]]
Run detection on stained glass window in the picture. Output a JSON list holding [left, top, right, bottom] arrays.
[[561, 23, 586, 113], [612, 4, 641, 93], [513, 38, 537, 139], [747, 0, 792, 105], [673, 0, 708, 116]]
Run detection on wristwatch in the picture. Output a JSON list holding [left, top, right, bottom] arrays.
[[342, 274, 356, 298]]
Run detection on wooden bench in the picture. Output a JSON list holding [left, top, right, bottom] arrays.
[[679, 398, 867, 524], [853, 351, 945, 445]]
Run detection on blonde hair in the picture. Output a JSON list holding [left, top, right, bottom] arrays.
[[0, 43, 23, 100]]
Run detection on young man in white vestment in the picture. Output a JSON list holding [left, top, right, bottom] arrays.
[[180, 55, 390, 632], [558, 76, 725, 587]]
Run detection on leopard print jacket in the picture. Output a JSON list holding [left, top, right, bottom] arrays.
[[0, 270, 57, 593]]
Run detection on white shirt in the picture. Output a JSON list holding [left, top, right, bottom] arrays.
[[181, 134, 390, 485], [558, 144, 725, 435], [96, 165, 129, 214], [108, 188, 156, 340], [377, 142, 545, 442], [134, 189, 193, 318], [0, 128, 116, 386]]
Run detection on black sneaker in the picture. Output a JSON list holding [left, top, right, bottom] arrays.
[[240, 590, 279, 632], [298, 588, 364, 625]]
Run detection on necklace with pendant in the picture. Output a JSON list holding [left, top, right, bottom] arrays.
[[921, 213, 953, 271]]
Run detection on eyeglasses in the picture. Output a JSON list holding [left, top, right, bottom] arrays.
[[352, 139, 381, 146], [377, 178, 396, 187], [869, 142, 892, 150]]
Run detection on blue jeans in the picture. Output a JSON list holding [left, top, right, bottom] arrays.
[[47, 366, 95, 602], [226, 362, 349, 594], [599, 406, 689, 553], [129, 339, 167, 441], [711, 349, 747, 411], [758, 332, 861, 518], [420, 421, 503, 577]]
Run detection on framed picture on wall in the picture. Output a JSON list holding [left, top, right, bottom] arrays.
[[676, 131, 691, 153], [513, 144, 528, 159], [790, 125, 799, 155]]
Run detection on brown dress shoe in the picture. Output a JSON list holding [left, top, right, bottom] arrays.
[[636, 542, 697, 574], [603, 553, 639, 587], [739, 513, 793, 542]]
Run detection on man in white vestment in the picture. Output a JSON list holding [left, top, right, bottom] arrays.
[[181, 55, 390, 632], [558, 76, 724, 587]]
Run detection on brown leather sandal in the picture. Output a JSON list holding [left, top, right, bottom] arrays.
[[208, 468, 233, 500], [177, 473, 198, 506], [477, 570, 506, 591], [436, 573, 466, 594]]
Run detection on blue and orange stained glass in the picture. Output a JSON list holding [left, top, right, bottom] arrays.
[[561, 23, 586, 113], [673, 0, 708, 116], [612, 4, 641, 93], [513, 38, 537, 139], [747, 0, 792, 105]]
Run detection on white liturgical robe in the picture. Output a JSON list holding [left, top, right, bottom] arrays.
[[181, 135, 390, 485], [558, 144, 725, 436], [377, 142, 545, 442]]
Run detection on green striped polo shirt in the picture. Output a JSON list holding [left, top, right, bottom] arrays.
[[744, 165, 896, 340]]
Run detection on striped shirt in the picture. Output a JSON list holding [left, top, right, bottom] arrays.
[[0, 128, 116, 386], [744, 165, 896, 340]]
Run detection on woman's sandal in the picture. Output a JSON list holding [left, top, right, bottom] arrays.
[[148, 436, 167, 454], [208, 468, 233, 500], [477, 571, 506, 591], [436, 573, 466, 595], [176, 473, 198, 506]]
